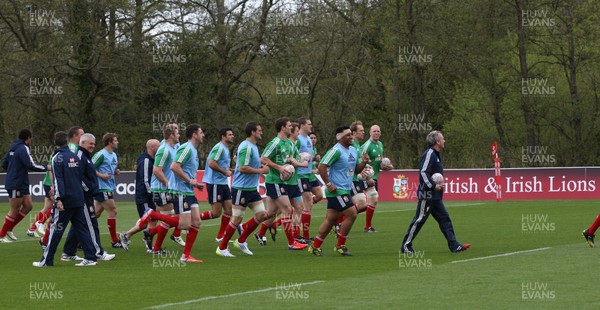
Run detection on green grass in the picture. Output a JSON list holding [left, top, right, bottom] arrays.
[[1, 199, 599, 309]]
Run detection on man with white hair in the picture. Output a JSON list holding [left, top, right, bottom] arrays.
[[401, 130, 470, 254]]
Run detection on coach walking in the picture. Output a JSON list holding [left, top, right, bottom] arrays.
[[33, 132, 99, 267], [401, 130, 471, 254]]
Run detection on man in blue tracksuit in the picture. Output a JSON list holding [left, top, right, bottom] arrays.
[[401, 131, 471, 254], [62, 133, 116, 261], [0, 129, 47, 242], [33, 132, 98, 267]]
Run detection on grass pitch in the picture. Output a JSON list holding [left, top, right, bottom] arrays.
[[0, 199, 598, 309]]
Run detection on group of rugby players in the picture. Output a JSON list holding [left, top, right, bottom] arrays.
[[0, 118, 393, 266]]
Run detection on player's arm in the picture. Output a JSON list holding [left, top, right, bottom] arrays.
[[171, 148, 197, 187], [141, 157, 152, 193], [92, 152, 110, 180], [52, 155, 65, 210], [318, 148, 340, 192], [419, 152, 436, 190], [355, 150, 371, 173], [153, 148, 169, 187], [208, 146, 232, 176], [238, 146, 268, 174], [22, 147, 47, 172]]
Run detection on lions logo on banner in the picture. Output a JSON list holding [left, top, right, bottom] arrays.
[[393, 175, 408, 199]]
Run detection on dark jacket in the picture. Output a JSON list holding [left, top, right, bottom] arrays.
[[2, 139, 46, 190], [418, 147, 444, 201], [52, 146, 84, 208], [135, 152, 154, 204]]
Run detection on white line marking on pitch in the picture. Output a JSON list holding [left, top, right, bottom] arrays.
[[145, 280, 326, 309], [451, 247, 551, 264]]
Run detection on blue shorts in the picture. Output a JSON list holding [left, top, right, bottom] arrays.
[[231, 189, 262, 207], [300, 178, 322, 192], [326, 194, 354, 212], [206, 183, 232, 204], [94, 191, 114, 202], [7, 188, 29, 198], [266, 183, 287, 200], [286, 182, 302, 199], [152, 192, 173, 207], [43, 185, 52, 198], [351, 180, 368, 196], [173, 194, 198, 214]]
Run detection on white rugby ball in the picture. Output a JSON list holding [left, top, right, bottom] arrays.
[[381, 157, 391, 167], [358, 165, 375, 180], [280, 164, 295, 181], [299, 152, 312, 163], [431, 173, 444, 185]]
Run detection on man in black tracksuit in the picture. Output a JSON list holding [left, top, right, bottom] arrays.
[[401, 131, 471, 254], [62, 133, 115, 261], [34, 132, 98, 267]]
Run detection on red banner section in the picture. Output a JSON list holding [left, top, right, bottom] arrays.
[[380, 167, 600, 201]]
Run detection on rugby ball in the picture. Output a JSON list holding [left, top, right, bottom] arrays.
[[431, 173, 444, 185], [381, 157, 391, 167], [280, 164, 295, 181], [299, 152, 312, 163], [358, 165, 375, 180]]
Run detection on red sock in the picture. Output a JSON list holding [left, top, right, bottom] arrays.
[[9, 211, 27, 231], [219, 222, 238, 250], [0, 215, 15, 237], [217, 214, 230, 239], [313, 236, 324, 248], [42, 208, 52, 223], [42, 223, 51, 244], [200, 211, 213, 221], [293, 223, 301, 239], [153, 224, 169, 251], [183, 225, 199, 256], [148, 225, 160, 236], [282, 218, 294, 246], [337, 234, 347, 247], [238, 217, 260, 243], [337, 215, 346, 225], [258, 222, 269, 237], [150, 212, 180, 228], [29, 211, 44, 231], [107, 217, 118, 243], [365, 205, 375, 229], [173, 228, 181, 237], [301, 211, 311, 239], [588, 214, 600, 235], [273, 217, 282, 229]]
